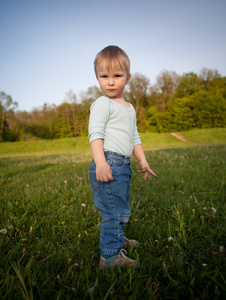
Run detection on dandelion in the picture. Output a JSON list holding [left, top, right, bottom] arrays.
[[64, 180, 67, 184], [168, 236, 174, 242], [81, 203, 86, 207], [78, 234, 81, 238], [85, 231, 88, 235], [0, 229, 7, 234], [62, 221, 65, 225], [26, 184, 29, 187], [211, 207, 217, 214], [203, 207, 207, 211], [202, 263, 207, 268], [192, 209, 195, 214]]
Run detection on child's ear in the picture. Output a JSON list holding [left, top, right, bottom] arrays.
[[126, 74, 131, 84]]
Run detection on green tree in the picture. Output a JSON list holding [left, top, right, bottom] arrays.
[[198, 68, 221, 90], [167, 97, 194, 131], [0, 92, 18, 141], [155, 70, 181, 112], [174, 72, 201, 98], [193, 90, 226, 128], [64, 90, 79, 137], [124, 73, 150, 129], [145, 106, 162, 132], [79, 86, 102, 136], [85, 85, 102, 101], [54, 103, 73, 138], [124, 73, 150, 114]]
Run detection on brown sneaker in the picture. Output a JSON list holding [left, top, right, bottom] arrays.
[[99, 249, 139, 270], [123, 236, 140, 249]]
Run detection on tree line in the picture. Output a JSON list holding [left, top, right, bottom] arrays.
[[0, 67, 226, 142]]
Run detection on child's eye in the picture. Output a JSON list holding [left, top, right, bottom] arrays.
[[100, 75, 108, 78], [115, 74, 122, 77]]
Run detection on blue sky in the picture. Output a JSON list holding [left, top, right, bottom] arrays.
[[1, 0, 226, 111]]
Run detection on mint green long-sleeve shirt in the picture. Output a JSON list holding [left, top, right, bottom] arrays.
[[88, 96, 142, 157]]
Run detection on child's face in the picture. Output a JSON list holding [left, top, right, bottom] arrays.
[[96, 62, 131, 100]]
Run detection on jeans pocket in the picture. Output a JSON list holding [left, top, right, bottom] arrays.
[[89, 172, 104, 194], [105, 157, 112, 167]]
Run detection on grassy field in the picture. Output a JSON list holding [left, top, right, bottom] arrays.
[[0, 128, 225, 156], [0, 129, 225, 299]]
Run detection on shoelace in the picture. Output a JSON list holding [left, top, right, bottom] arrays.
[[119, 249, 135, 263], [124, 237, 130, 243]]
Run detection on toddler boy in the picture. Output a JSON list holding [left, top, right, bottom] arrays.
[[88, 45, 156, 270]]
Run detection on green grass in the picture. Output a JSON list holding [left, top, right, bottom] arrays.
[[0, 128, 225, 156], [140, 128, 226, 150], [0, 137, 91, 156], [0, 129, 225, 299]]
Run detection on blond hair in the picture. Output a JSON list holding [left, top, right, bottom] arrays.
[[94, 45, 130, 79]]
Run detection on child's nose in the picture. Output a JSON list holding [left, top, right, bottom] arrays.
[[108, 78, 114, 85]]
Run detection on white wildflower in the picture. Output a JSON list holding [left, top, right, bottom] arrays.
[[202, 263, 207, 268], [64, 180, 67, 184], [168, 236, 174, 242], [78, 234, 81, 238], [81, 203, 86, 207], [203, 207, 207, 211], [0, 229, 7, 234], [211, 207, 217, 214]]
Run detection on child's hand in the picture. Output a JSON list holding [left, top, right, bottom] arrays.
[[96, 162, 113, 182], [138, 161, 156, 180]]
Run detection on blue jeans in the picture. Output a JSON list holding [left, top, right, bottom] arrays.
[[89, 151, 132, 256]]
